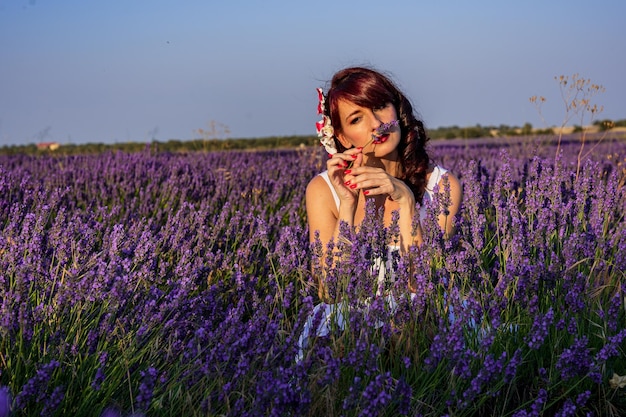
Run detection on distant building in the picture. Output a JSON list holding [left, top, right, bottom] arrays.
[[36, 142, 60, 151]]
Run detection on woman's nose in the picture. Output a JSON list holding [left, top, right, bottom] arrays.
[[370, 112, 382, 130]]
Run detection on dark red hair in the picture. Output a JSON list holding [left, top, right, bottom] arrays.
[[325, 67, 431, 202]]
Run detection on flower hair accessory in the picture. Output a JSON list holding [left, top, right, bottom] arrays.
[[315, 88, 337, 155]]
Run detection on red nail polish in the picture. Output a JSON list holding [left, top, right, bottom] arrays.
[[344, 180, 351, 186], [351, 154, 357, 159], [363, 190, 370, 195], [328, 153, 333, 158], [344, 169, 351, 174], [350, 184, 357, 189]]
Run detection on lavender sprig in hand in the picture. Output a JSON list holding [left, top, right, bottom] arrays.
[[371, 119, 399, 144]]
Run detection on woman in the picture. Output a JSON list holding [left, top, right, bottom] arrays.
[[307, 67, 462, 296], [298, 67, 462, 360]]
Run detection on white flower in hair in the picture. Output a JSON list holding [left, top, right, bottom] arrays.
[[315, 88, 337, 155]]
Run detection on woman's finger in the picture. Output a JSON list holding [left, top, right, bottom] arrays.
[[327, 149, 359, 168]]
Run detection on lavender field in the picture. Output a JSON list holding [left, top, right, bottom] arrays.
[[0, 137, 625, 416]]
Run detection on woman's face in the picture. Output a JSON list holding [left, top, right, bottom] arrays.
[[335, 99, 401, 156]]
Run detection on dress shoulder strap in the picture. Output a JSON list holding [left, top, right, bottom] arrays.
[[424, 165, 448, 199]]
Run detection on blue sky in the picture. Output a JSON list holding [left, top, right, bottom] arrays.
[[1, 0, 624, 145]]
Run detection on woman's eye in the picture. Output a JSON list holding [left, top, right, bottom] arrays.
[[350, 116, 361, 125]]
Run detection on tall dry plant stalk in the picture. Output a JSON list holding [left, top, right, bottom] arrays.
[[195, 120, 231, 152], [530, 73, 606, 179]]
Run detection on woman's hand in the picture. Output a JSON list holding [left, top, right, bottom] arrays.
[[344, 165, 416, 207], [326, 147, 364, 204]]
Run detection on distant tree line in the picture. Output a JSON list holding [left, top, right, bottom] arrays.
[[426, 118, 626, 139], [0, 136, 317, 156], [427, 123, 542, 139], [1, 119, 625, 156]]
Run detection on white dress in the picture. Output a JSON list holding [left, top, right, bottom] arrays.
[[296, 166, 449, 361]]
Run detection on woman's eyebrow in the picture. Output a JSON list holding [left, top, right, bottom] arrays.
[[344, 109, 361, 122]]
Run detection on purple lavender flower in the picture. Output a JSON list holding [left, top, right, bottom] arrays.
[[595, 328, 626, 362], [556, 337, 592, 381], [504, 349, 522, 383], [575, 390, 591, 408], [91, 352, 108, 391], [0, 387, 11, 417], [14, 360, 60, 409], [526, 308, 554, 350], [554, 398, 577, 417], [359, 372, 394, 415], [40, 385, 65, 416], [530, 388, 548, 416], [100, 407, 122, 417], [371, 119, 399, 143], [135, 367, 158, 411]]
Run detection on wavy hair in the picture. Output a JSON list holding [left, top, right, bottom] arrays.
[[325, 67, 431, 202]]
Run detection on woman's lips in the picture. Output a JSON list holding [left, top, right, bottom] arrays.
[[372, 134, 390, 144], [371, 120, 398, 144]]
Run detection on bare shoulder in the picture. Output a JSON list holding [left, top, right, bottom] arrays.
[[428, 166, 461, 191], [306, 174, 337, 215], [443, 169, 462, 190], [306, 174, 330, 196], [306, 174, 339, 242], [439, 170, 463, 213], [431, 168, 463, 236]]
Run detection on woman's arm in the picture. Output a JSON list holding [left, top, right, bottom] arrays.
[[305, 149, 363, 300], [406, 171, 463, 250], [305, 175, 346, 248], [406, 171, 463, 293], [388, 177, 420, 251], [437, 172, 463, 239]]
